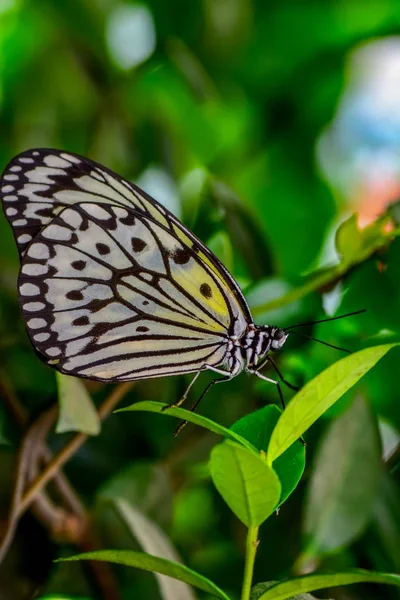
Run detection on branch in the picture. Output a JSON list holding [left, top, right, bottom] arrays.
[[0, 379, 134, 599]]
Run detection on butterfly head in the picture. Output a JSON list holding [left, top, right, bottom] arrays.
[[251, 325, 288, 357], [260, 325, 288, 352], [240, 324, 288, 360]]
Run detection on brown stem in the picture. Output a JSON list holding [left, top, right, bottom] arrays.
[[0, 379, 134, 600], [25, 407, 87, 541], [1, 372, 84, 516], [0, 405, 59, 562], [20, 382, 134, 514], [0, 370, 28, 427]]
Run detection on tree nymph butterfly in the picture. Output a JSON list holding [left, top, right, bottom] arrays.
[[1, 149, 289, 416]]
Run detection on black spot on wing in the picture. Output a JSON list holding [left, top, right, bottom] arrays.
[[171, 247, 191, 265], [66, 290, 84, 301], [72, 315, 89, 326], [120, 213, 136, 226], [200, 283, 212, 299], [96, 242, 110, 255], [71, 260, 86, 271], [79, 219, 89, 232], [36, 207, 54, 218], [131, 237, 147, 252]]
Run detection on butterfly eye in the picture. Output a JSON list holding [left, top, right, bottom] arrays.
[[270, 328, 287, 352], [273, 329, 286, 341]]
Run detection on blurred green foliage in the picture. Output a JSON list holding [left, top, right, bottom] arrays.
[[1, 1, 400, 599]]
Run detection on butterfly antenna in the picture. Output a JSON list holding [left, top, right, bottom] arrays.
[[285, 309, 366, 331], [288, 330, 351, 353]]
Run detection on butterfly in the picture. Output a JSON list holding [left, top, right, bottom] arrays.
[[0, 149, 288, 411]]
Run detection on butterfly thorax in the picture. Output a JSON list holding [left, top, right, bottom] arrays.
[[225, 325, 288, 376]]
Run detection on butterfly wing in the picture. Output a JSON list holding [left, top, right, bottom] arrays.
[[1, 149, 252, 323], [1, 149, 251, 381]]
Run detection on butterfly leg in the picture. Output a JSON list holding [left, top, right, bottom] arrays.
[[162, 369, 204, 413], [252, 369, 306, 447], [264, 357, 300, 393], [251, 370, 286, 409], [163, 365, 230, 411], [173, 375, 233, 437], [173, 366, 233, 437]]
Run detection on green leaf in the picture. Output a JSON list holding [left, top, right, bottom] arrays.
[[116, 401, 258, 454], [209, 440, 281, 527], [352, 215, 395, 264], [35, 596, 91, 600], [230, 405, 305, 504], [336, 213, 393, 266], [207, 231, 233, 273], [253, 569, 400, 600], [267, 344, 397, 464], [388, 199, 400, 225], [251, 581, 317, 600], [335, 214, 362, 261], [303, 396, 382, 555], [56, 373, 100, 435], [250, 217, 396, 316], [57, 550, 231, 600]]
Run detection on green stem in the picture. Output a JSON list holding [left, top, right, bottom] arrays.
[[251, 264, 344, 317], [250, 219, 396, 317], [241, 525, 259, 600]]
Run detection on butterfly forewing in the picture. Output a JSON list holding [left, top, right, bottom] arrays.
[[1, 149, 252, 381]]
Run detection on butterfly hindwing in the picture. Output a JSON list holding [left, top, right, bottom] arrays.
[[17, 203, 230, 380]]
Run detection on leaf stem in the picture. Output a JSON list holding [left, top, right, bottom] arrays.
[[241, 525, 259, 600], [251, 217, 395, 316]]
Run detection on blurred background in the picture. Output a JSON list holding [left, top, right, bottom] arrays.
[[1, 1, 400, 599]]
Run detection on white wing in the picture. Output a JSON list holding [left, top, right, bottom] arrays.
[[1, 149, 253, 381], [17, 203, 232, 380]]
